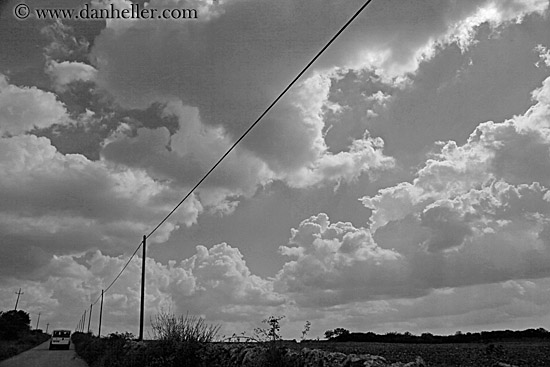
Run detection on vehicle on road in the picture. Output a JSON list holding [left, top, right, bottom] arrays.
[[49, 329, 71, 350]]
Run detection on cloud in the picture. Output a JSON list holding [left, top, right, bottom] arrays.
[[436, 0, 548, 53], [420, 202, 473, 252], [275, 213, 407, 307], [88, 0, 548, 198], [274, 182, 550, 308], [102, 101, 272, 192], [2, 0, 550, 339], [101, 101, 274, 214], [0, 74, 68, 136], [312, 277, 550, 335], [0, 242, 286, 335], [41, 20, 90, 62], [536, 44, 550, 67], [363, 72, 550, 231], [46, 60, 97, 92], [275, 74, 550, 307], [5, 256, 550, 336], [0, 134, 203, 278]]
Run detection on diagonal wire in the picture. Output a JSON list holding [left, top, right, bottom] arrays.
[[91, 240, 143, 305], [145, 0, 376, 240], [90, 0, 375, 305]]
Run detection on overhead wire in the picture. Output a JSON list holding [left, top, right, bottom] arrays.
[[85, 0, 376, 316], [91, 240, 144, 306], [145, 0, 376, 241]]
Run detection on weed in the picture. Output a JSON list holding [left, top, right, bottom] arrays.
[[254, 315, 285, 343], [150, 311, 220, 343], [301, 321, 311, 342]]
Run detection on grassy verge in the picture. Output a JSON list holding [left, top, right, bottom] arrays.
[[72, 312, 299, 367], [72, 332, 229, 367], [72, 312, 226, 367], [0, 331, 50, 362]]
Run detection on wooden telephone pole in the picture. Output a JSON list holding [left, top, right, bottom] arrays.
[[14, 288, 23, 310], [87, 304, 92, 334], [98, 290, 104, 337], [139, 235, 146, 341]]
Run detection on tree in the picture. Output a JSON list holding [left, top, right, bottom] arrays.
[[333, 328, 350, 337], [0, 310, 31, 340], [324, 327, 350, 340], [254, 315, 285, 342], [324, 330, 335, 340]]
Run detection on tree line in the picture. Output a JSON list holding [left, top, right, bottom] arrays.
[[322, 327, 550, 343]]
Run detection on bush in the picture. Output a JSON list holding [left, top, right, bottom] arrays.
[[150, 311, 220, 343], [73, 313, 223, 367], [148, 311, 222, 367], [72, 332, 106, 367], [0, 310, 31, 340]]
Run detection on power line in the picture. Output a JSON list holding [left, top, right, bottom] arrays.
[[145, 0, 375, 240], [87, 0, 375, 311], [92, 239, 143, 305]]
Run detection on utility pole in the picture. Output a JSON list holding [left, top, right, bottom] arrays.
[[35, 312, 41, 330], [139, 235, 146, 341], [46, 323, 49, 334], [82, 310, 87, 333], [98, 290, 104, 338], [87, 304, 92, 334], [14, 288, 23, 310]]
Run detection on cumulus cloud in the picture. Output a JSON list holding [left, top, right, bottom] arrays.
[[87, 0, 548, 199], [275, 213, 406, 307], [274, 181, 550, 309], [536, 44, 550, 67], [0, 242, 285, 335], [41, 20, 90, 62], [363, 72, 550, 231], [2, 0, 550, 339], [46, 60, 97, 92], [274, 74, 550, 307], [0, 75, 68, 135], [102, 101, 272, 201], [0, 134, 203, 278]]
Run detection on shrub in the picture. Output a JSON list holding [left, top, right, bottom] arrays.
[[150, 311, 220, 343], [74, 313, 223, 367], [72, 332, 107, 367], [148, 311, 222, 367], [0, 310, 31, 340]]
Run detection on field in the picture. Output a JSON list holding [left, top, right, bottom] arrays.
[[295, 340, 550, 367]]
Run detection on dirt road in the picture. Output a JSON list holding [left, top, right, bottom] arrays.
[[0, 340, 89, 367]]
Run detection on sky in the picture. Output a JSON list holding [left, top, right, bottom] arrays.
[[0, 0, 550, 340]]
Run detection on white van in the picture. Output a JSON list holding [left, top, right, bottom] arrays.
[[49, 329, 71, 350]]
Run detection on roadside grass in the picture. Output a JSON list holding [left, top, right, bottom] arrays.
[[72, 313, 302, 367], [72, 311, 225, 367], [0, 331, 50, 362]]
